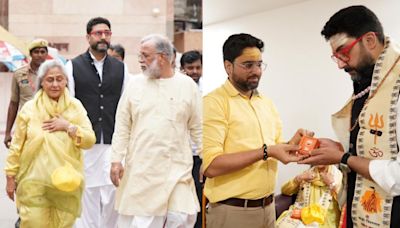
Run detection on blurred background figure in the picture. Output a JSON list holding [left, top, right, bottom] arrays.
[[180, 49, 203, 228], [180, 50, 202, 86], [108, 44, 125, 62], [108, 44, 134, 79]]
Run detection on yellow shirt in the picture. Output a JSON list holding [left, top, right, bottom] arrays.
[[203, 80, 283, 203]]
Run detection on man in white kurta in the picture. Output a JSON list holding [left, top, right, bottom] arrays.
[[110, 34, 202, 228]]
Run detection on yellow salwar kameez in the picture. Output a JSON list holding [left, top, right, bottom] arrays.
[[276, 165, 342, 228], [5, 89, 95, 228]]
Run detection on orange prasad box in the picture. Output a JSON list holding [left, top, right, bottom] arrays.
[[298, 136, 320, 155]]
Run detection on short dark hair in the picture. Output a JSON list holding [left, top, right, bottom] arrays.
[[109, 44, 125, 60], [86, 17, 111, 34], [180, 50, 202, 67], [321, 5, 384, 44], [223, 33, 264, 63]]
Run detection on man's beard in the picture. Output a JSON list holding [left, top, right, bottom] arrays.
[[91, 41, 109, 53], [143, 59, 161, 79], [345, 50, 375, 84], [232, 72, 260, 92], [189, 73, 201, 83]]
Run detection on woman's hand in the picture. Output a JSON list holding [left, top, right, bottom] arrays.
[[42, 116, 70, 132], [294, 170, 315, 184], [6, 175, 16, 201], [320, 171, 334, 186]]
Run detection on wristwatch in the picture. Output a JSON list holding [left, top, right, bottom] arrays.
[[339, 152, 352, 171], [67, 124, 77, 136], [340, 152, 352, 165]]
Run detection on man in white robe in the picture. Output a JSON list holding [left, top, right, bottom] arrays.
[[110, 34, 202, 228]]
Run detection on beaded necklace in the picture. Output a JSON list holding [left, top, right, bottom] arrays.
[[352, 86, 371, 100]]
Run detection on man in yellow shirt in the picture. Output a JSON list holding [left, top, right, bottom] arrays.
[[203, 33, 312, 228]]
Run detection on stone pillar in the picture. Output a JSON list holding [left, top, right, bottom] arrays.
[[0, 0, 8, 29]]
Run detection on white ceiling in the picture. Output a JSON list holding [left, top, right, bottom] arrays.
[[204, 0, 311, 25]]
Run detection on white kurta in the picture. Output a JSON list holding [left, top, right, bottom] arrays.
[[111, 72, 202, 216]]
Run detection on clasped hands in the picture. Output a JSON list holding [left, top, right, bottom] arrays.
[[294, 169, 334, 187]]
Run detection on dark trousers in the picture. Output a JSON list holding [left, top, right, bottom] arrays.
[[192, 155, 203, 228]]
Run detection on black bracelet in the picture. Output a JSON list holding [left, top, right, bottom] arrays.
[[340, 152, 352, 165], [263, 144, 268, 161]]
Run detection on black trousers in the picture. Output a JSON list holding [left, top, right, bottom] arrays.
[[192, 156, 203, 228]]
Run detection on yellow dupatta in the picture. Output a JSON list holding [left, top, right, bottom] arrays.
[[8, 88, 95, 216]]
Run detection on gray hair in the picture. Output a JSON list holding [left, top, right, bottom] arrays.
[[140, 34, 174, 63], [36, 60, 69, 92]]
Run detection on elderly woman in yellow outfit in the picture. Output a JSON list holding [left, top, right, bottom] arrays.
[[276, 165, 343, 228], [5, 59, 96, 228]]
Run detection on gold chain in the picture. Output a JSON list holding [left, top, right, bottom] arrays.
[[349, 55, 400, 132]]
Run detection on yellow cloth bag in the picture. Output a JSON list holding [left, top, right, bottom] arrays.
[[51, 163, 81, 192], [301, 203, 327, 225]]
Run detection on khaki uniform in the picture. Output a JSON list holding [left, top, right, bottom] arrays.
[[10, 64, 37, 109]]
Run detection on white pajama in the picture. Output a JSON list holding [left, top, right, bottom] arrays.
[[74, 144, 118, 228], [74, 185, 118, 228], [118, 211, 197, 228]]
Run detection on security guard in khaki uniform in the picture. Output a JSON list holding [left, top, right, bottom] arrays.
[[3, 38, 48, 148]]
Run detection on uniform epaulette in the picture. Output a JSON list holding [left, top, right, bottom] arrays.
[[14, 64, 29, 75]]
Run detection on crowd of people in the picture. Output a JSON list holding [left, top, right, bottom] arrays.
[[3, 5, 400, 228]]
